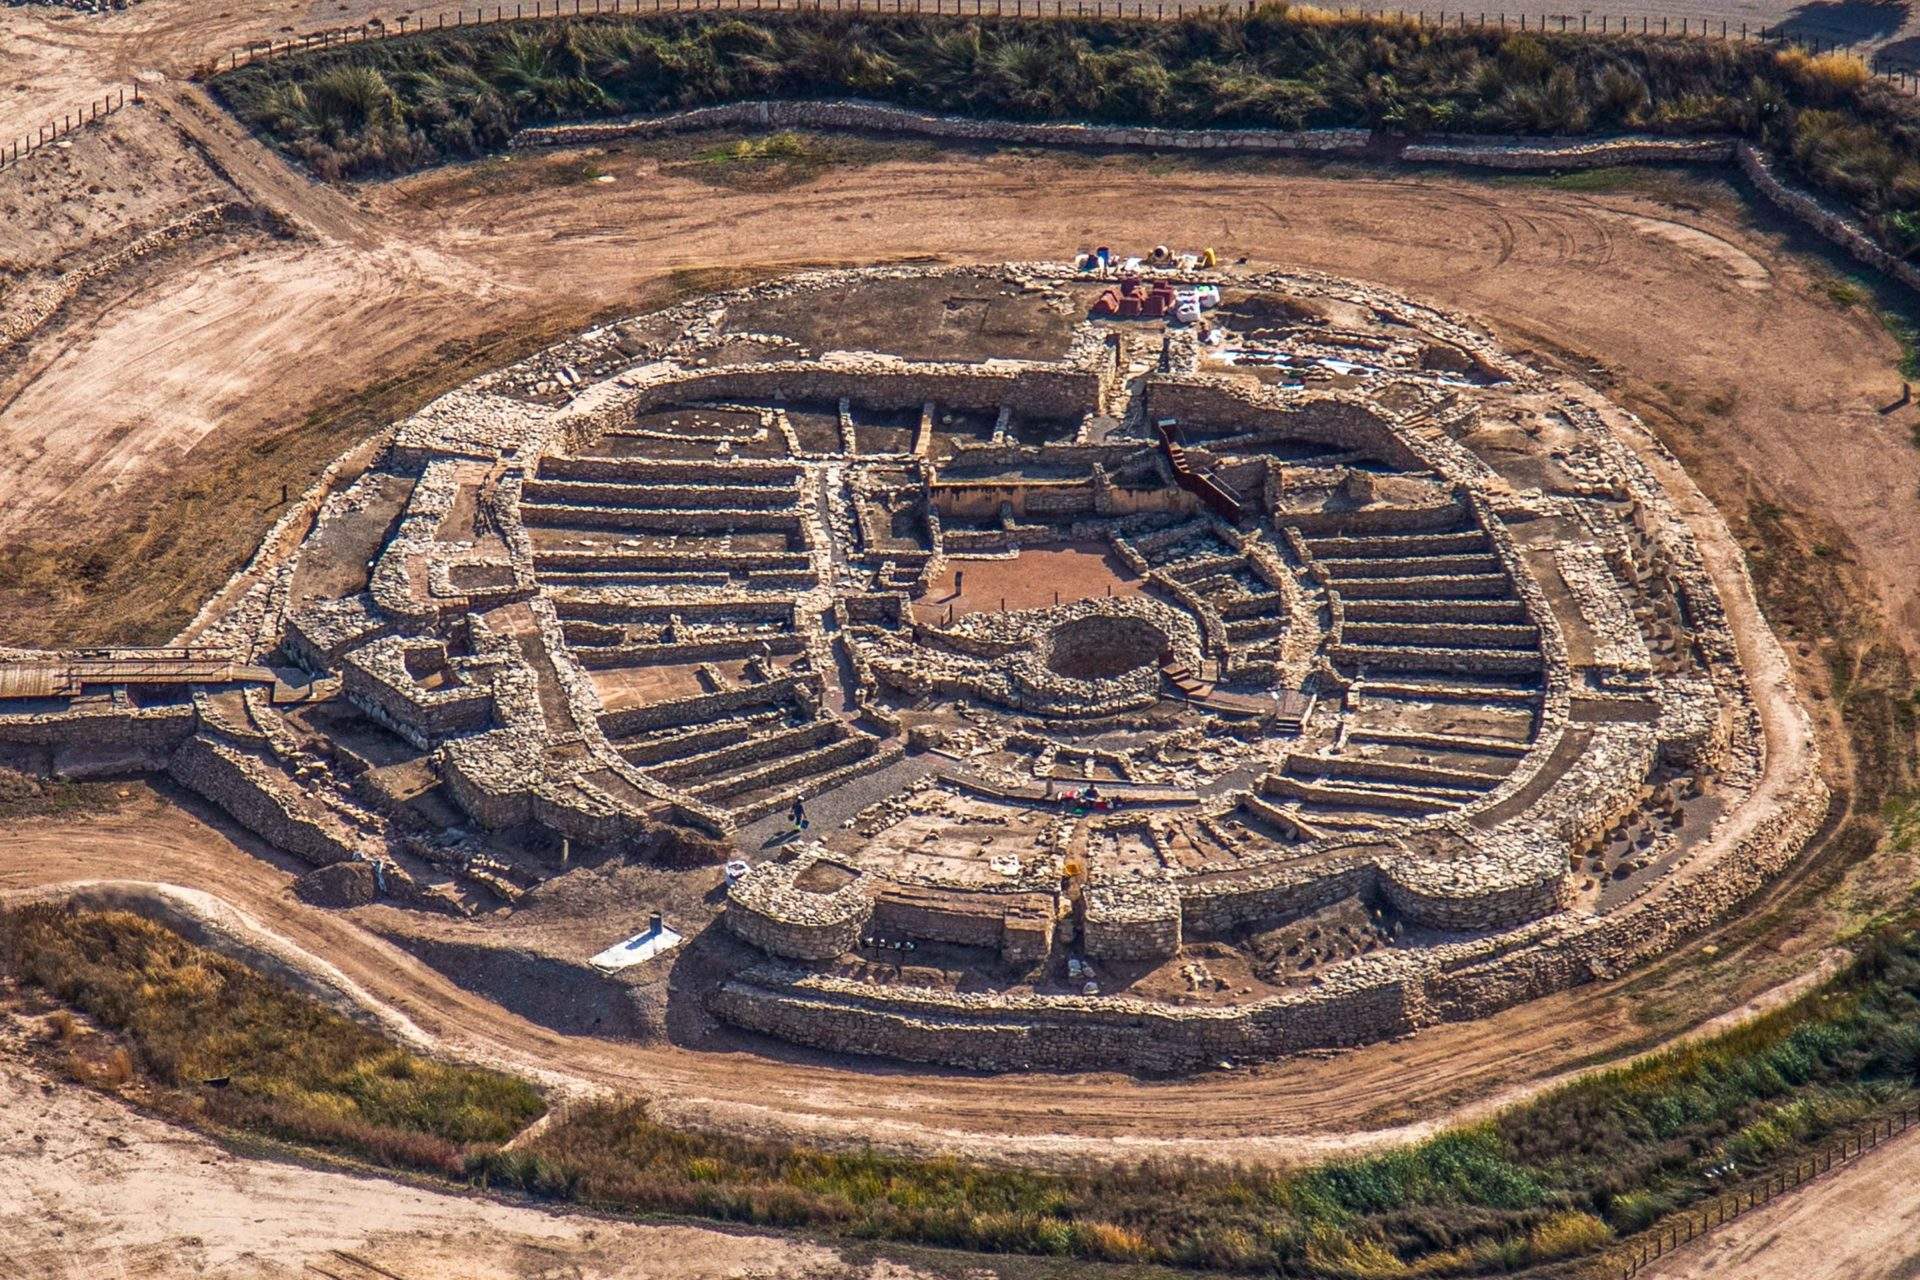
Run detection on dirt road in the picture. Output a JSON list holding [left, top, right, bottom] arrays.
[[8, 136, 1920, 653], [0, 784, 1845, 1166], [1642, 1125, 1920, 1280], [0, 120, 1907, 1161], [3, 11, 1917, 1272]]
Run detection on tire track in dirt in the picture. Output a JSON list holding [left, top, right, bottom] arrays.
[[0, 843, 1845, 1167], [0, 418, 1832, 1171], [0, 240, 427, 542], [0, 142, 1905, 1162]]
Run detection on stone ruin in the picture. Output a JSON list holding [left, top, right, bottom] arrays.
[[0, 263, 1826, 1072]]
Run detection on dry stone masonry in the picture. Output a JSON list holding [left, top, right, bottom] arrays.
[[0, 263, 1823, 1072]]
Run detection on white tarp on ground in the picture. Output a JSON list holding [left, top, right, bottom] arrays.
[[590, 922, 682, 972]]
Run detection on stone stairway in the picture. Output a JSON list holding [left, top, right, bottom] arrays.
[[1160, 657, 1308, 730]]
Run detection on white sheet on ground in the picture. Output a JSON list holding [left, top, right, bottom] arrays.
[[590, 923, 683, 972]]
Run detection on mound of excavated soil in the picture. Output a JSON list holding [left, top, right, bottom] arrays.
[[636, 821, 733, 870], [292, 860, 376, 908], [376, 931, 671, 1040]]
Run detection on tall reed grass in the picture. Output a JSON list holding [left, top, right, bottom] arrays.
[[213, 8, 1920, 255], [6, 908, 1918, 1276], [0, 905, 546, 1173]]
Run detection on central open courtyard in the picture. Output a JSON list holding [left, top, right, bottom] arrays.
[[0, 262, 1823, 1072]]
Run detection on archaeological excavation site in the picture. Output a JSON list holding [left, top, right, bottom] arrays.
[[28, 7, 1920, 1270], [0, 261, 1826, 1073]]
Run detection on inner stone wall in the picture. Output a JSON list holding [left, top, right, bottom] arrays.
[[0, 259, 1823, 1078]]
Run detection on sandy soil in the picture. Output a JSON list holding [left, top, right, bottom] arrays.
[[2, 25, 1918, 1271], [0, 1040, 931, 1280], [0, 234, 471, 541], [0, 104, 1904, 1173], [1642, 1124, 1920, 1280], [5, 138, 1918, 654], [0, 787, 1850, 1167], [0, 106, 231, 281]]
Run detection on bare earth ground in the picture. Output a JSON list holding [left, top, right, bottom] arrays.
[[0, 806, 1853, 1170], [2, 125, 1916, 1153], [1641, 1122, 1920, 1279], [0, 1041, 939, 1280], [7, 117, 1920, 650], [5, 27, 1920, 1274]]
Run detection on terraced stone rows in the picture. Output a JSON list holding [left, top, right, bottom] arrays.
[[0, 263, 1820, 1072]]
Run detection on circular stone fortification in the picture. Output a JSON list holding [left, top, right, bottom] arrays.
[[1044, 614, 1166, 681], [0, 261, 1822, 1076]]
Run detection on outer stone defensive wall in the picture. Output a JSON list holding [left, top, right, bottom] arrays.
[[0, 263, 1823, 1072]]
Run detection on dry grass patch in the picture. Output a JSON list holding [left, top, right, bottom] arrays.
[[9, 906, 1920, 1276], [0, 905, 546, 1174]]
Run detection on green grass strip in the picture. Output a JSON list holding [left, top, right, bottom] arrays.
[[8, 904, 1919, 1276]]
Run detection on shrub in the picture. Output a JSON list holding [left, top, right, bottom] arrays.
[[1606, 1188, 1676, 1233], [1723, 1114, 1793, 1165], [206, 9, 1920, 260], [9, 905, 1920, 1279], [1776, 48, 1872, 100], [0, 905, 545, 1163], [1870, 1023, 1920, 1083], [1071, 1220, 1152, 1262], [1302, 1225, 1411, 1277], [66, 1045, 135, 1088]]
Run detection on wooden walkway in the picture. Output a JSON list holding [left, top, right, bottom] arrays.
[[0, 650, 278, 699]]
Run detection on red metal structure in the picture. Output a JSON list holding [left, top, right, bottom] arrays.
[[1090, 276, 1179, 319], [1154, 420, 1246, 523]]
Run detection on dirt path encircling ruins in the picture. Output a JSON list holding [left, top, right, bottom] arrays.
[[8, 135, 1920, 655], [0, 806, 1846, 1167], [0, 239, 1842, 1162], [7, 51, 1920, 1280], [1, 120, 1911, 1164]]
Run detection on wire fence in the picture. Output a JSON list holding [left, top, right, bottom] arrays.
[[1613, 1103, 1920, 1279], [0, 84, 142, 176], [203, 0, 1920, 92]]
